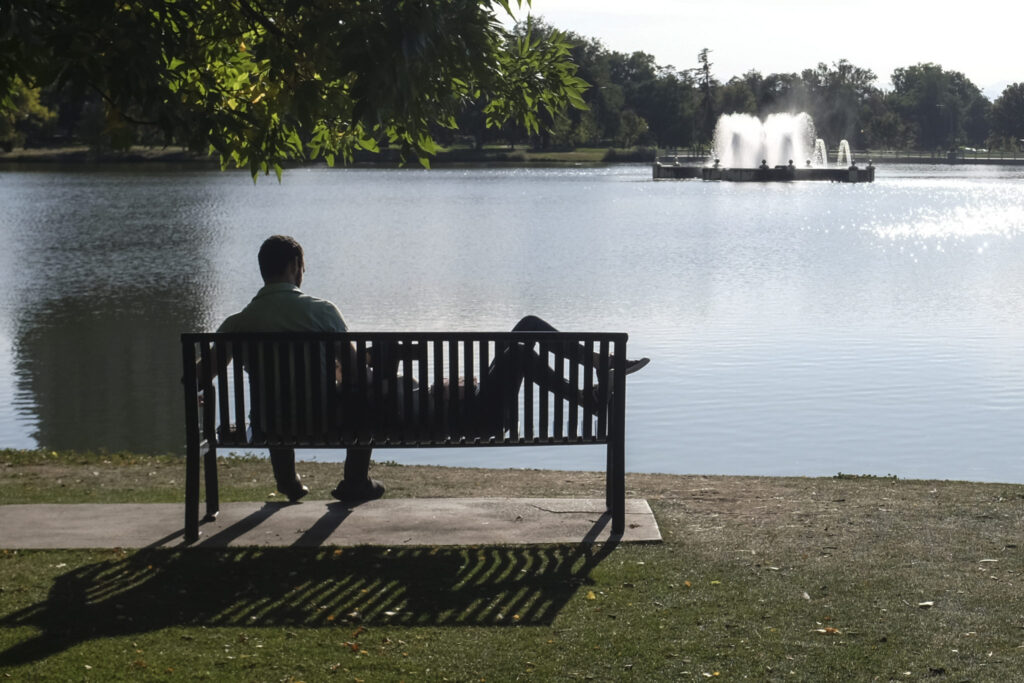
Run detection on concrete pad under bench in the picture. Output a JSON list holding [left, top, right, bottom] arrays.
[[0, 498, 661, 549]]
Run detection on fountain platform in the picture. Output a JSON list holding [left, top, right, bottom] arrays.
[[653, 162, 875, 183], [659, 112, 875, 183]]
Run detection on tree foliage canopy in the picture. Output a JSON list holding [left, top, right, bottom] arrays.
[[991, 83, 1024, 142], [1, 0, 587, 176], [3, 6, 1017, 158], [0, 76, 55, 150], [889, 63, 990, 149]]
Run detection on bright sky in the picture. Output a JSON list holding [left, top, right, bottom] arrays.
[[508, 0, 1020, 99]]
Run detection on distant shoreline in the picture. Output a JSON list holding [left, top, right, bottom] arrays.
[[0, 145, 647, 168], [3, 145, 1023, 167]]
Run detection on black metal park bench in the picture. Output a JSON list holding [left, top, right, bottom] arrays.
[[181, 331, 631, 543]]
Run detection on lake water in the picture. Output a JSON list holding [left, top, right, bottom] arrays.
[[1, 162, 1022, 482]]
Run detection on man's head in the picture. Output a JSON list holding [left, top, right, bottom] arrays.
[[258, 235, 304, 286]]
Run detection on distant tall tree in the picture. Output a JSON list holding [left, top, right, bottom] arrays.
[[732, 71, 773, 112], [868, 109, 915, 148], [989, 83, 1024, 147], [854, 90, 910, 149], [890, 63, 988, 150], [533, 27, 699, 148], [799, 60, 879, 147], [559, 33, 624, 144], [717, 77, 757, 116], [616, 109, 649, 147], [730, 70, 813, 116], [962, 92, 992, 147], [695, 48, 716, 143], [636, 65, 698, 147], [607, 50, 691, 147]]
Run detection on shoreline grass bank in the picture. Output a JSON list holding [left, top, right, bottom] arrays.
[[2, 449, 1023, 680], [0, 145, 650, 168], [5, 145, 1024, 169]]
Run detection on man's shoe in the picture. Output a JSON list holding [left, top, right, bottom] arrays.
[[331, 478, 385, 504], [280, 482, 309, 503], [624, 357, 650, 375]]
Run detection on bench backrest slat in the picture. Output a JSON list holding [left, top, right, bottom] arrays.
[[231, 342, 247, 443], [597, 339, 610, 437], [182, 331, 628, 449], [568, 348, 579, 439]]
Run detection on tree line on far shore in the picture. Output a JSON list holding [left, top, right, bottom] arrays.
[[475, 19, 1022, 154], [3, 9, 1022, 160]]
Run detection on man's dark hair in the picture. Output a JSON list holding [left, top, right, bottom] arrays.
[[258, 235, 304, 281]]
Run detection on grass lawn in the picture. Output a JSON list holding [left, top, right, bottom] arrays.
[[2, 449, 1023, 681]]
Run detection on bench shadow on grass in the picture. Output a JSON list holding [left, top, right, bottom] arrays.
[[0, 524, 618, 665]]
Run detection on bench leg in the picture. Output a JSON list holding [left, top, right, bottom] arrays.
[[204, 445, 219, 521], [607, 369, 627, 535], [607, 441, 625, 535], [185, 442, 201, 544]]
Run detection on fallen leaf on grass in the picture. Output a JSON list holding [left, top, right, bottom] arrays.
[[918, 601, 935, 609], [812, 627, 841, 635], [586, 591, 597, 600]]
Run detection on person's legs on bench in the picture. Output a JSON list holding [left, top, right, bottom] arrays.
[[269, 447, 309, 502], [511, 315, 649, 374], [474, 338, 603, 435], [331, 447, 385, 503], [470, 316, 650, 434]]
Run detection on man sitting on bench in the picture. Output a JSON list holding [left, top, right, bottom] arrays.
[[215, 235, 378, 503]]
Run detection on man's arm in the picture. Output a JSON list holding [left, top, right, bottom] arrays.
[[333, 341, 367, 386], [195, 343, 233, 388]]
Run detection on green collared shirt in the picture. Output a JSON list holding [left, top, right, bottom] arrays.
[[217, 283, 348, 333]]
